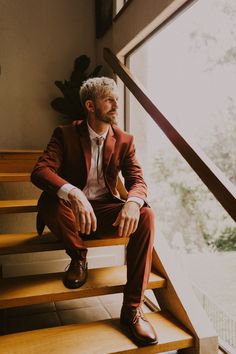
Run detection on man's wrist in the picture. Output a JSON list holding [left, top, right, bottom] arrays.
[[57, 183, 78, 201], [68, 187, 80, 201], [126, 196, 144, 209]]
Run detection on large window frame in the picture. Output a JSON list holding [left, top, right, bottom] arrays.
[[113, 0, 236, 350]]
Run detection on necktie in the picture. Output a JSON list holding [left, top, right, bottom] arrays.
[[96, 136, 103, 183]]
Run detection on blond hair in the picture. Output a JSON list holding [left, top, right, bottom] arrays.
[[80, 77, 117, 108]]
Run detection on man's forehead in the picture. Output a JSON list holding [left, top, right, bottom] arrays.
[[99, 91, 119, 99]]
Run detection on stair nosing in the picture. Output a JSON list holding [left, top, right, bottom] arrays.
[[0, 199, 38, 214], [0, 172, 31, 182], [0, 232, 130, 255], [0, 311, 194, 353], [0, 266, 166, 309]]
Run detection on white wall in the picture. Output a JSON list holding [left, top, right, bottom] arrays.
[[0, 0, 95, 149]]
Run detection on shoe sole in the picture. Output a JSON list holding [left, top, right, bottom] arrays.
[[63, 274, 87, 289], [63, 279, 87, 289]]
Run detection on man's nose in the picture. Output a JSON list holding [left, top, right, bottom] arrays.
[[113, 100, 118, 109]]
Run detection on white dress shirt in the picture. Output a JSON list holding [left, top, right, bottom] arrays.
[[82, 124, 109, 199], [57, 123, 144, 208]]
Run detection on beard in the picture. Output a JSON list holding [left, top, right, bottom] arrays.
[[95, 107, 118, 125]]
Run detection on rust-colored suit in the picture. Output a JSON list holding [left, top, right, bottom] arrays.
[[31, 120, 154, 307]]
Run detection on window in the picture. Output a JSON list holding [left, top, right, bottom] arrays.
[[114, 0, 132, 18], [126, 0, 236, 349]]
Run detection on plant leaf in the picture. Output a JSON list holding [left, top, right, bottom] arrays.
[[74, 55, 90, 72]]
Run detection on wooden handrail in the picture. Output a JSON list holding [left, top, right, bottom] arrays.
[[104, 48, 236, 221]]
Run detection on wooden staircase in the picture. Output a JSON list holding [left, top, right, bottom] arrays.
[[0, 151, 217, 353]]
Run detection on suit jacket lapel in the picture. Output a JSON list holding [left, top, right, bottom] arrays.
[[77, 120, 91, 179], [103, 125, 116, 173]]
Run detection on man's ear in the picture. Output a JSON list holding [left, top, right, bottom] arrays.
[[85, 100, 95, 113]]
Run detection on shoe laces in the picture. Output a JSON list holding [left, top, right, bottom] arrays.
[[64, 263, 70, 272], [64, 259, 87, 272], [132, 307, 146, 324]]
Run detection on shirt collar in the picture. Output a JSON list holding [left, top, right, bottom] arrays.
[[87, 122, 109, 141]]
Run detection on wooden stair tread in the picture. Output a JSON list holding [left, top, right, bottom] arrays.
[[0, 172, 30, 182], [0, 149, 42, 154], [0, 266, 166, 309], [0, 150, 42, 173], [0, 311, 194, 353], [0, 199, 37, 214], [0, 232, 130, 255]]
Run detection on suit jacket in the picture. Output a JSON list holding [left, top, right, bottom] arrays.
[[31, 120, 147, 202]]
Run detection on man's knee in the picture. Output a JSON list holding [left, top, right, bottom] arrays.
[[133, 206, 155, 243], [140, 207, 155, 226], [38, 192, 74, 224]]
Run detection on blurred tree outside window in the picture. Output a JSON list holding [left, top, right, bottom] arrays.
[[127, 0, 236, 347]]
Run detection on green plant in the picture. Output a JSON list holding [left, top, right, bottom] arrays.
[[213, 227, 236, 251], [51, 55, 103, 120]]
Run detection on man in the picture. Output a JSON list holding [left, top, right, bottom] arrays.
[[31, 77, 157, 346]]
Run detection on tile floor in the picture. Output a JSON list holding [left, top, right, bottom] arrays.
[[1, 293, 147, 334]]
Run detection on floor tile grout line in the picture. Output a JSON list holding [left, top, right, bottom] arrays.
[[53, 301, 63, 326], [3, 295, 132, 334]]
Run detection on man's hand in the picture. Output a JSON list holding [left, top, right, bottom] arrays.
[[68, 188, 97, 235], [113, 201, 140, 237]]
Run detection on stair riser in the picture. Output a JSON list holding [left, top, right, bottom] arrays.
[[0, 173, 30, 182], [0, 206, 37, 214], [0, 243, 64, 255], [0, 286, 124, 309], [0, 150, 194, 353], [0, 312, 194, 353], [0, 283, 163, 310], [0, 234, 129, 255], [0, 151, 42, 174], [0, 264, 165, 310]]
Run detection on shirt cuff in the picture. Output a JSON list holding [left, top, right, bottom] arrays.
[[126, 196, 144, 209], [57, 183, 77, 201]]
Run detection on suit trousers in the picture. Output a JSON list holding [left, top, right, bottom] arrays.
[[38, 193, 155, 308]]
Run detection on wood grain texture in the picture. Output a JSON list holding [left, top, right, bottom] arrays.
[[0, 232, 129, 255], [0, 200, 37, 214], [0, 172, 31, 182], [0, 266, 166, 309], [0, 150, 42, 173], [0, 312, 193, 353], [151, 240, 218, 354]]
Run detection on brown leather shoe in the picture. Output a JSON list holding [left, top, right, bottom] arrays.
[[120, 306, 158, 346], [63, 258, 88, 289]]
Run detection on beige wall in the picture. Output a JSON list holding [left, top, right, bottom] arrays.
[[0, 0, 191, 273], [0, 0, 191, 148], [0, 0, 95, 149], [0, 0, 95, 233]]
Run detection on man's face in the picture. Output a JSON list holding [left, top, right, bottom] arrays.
[[94, 91, 119, 125]]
